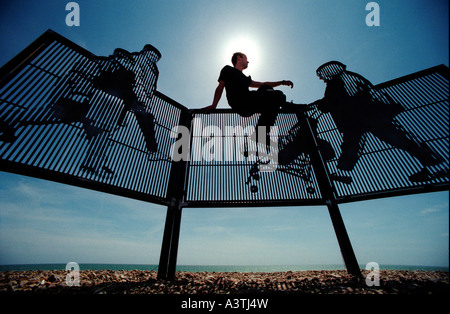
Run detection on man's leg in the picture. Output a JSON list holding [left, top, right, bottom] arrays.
[[252, 87, 285, 147]]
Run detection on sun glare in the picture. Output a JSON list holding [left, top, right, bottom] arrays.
[[224, 36, 261, 70]]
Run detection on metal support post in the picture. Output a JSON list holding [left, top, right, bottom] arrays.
[[158, 199, 183, 280], [298, 111, 362, 279], [326, 199, 362, 278], [157, 109, 192, 280]]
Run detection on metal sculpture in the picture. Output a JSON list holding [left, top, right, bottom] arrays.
[[1, 30, 448, 280]]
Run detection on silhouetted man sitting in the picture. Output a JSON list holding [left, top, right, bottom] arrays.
[[204, 52, 301, 144]]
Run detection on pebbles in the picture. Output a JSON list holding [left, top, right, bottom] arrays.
[[0, 269, 447, 294]]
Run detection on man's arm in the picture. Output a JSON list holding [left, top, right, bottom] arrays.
[[250, 80, 294, 89], [203, 80, 225, 113]]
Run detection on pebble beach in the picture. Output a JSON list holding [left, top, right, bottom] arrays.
[[1, 269, 448, 294]]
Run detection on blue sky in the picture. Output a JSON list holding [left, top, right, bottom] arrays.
[[0, 0, 449, 267]]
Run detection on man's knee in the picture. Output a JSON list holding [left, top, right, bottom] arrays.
[[265, 90, 286, 105]]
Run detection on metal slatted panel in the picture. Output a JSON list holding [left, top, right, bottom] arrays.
[[185, 111, 323, 206], [313, 64, 449, 202], [185, 65, 448, 207], [1, 30, 447, 208], [0, 30, 183, 205]]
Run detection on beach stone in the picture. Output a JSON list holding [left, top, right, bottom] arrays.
[[0, 269, 448, 294], [47, 275, 56, 282], [285, 271, 293, 279]]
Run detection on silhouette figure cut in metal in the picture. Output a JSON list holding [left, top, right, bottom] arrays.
[[314, 61, 443, 182], [243, 111, 339, 193], [0, 45, 161, 178]]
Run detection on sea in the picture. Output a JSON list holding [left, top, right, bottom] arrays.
[[0, 264, 448, 272]]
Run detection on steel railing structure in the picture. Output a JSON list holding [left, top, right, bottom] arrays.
[[1, 30, 448, 280]]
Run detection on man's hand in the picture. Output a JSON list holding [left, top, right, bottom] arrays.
[[282, 80, 294, 88], [202, 104, 217, 113]]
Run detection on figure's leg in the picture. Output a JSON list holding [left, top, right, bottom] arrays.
[[80, 132, 109, 175], [281, 101, 310, 113], [337, 132, 364, 171], [134, 110, 158, 153], [0, 120, 18, 142], [371, 120, 442, 167]]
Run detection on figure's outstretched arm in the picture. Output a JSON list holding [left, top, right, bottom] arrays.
[[250, 80, 294, 89]]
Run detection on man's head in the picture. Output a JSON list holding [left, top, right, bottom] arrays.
[[231, 52, 249, 70]]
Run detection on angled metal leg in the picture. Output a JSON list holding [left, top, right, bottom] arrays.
[[326, 200, 362, 278], [158, 200, 183, 280], [298, 112, 362, 279]]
